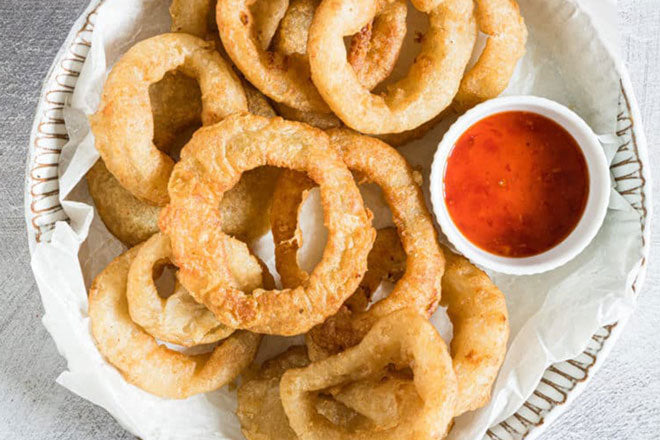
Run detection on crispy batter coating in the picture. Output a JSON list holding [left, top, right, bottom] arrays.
[[87, 160, 160, 247], [217, 0, 329, 112], [271, 129, 444, 356], [280, 309, 457, 439], [126, 233, 236, 346], [237, 346, 420, 439], [88, 246, 261, 399], [90, 33, 247, 206], [159, 115, 375, 335], [270, 0, 406, 128], [441, 246, 509, 415], [454, 0, 527, 111], [347, 0, 407, 90], [308, 0, 477, 134], [88, 74, 279, 246]]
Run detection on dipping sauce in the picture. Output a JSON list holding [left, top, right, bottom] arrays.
[[444, 111, 589, 258]]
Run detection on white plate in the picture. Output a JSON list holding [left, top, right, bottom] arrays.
[[24, 1, 651, 439]]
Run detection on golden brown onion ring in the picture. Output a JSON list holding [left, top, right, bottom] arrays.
[[90, 33, 247, 206], [441, 246, 509, 416], [453, 0, 527, 111], [88, 246, 261, 399], [280, 309, 457, 439], [88, 78, 278, 246], [237, 346, 420, 439], [126, 233, 236, 347], [271, 129, 444, 356], [159, 115, 375, 335], [217, 0, 406, 114], [308, 0, 477, 134]]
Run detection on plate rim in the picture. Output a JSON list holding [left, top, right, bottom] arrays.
[[23, 1, 653, 439]]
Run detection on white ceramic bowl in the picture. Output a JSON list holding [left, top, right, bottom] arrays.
[[430, 96, 611, 275]]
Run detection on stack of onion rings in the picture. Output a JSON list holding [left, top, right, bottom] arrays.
[[88, 246, 261, 399], [160, 114, 375, 335], [90, 33, 247, 206], [271, 129, 444, 356], [280, 309, 457, 439]]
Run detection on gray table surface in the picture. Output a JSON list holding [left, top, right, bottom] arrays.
[[1, 1, 658, 439]]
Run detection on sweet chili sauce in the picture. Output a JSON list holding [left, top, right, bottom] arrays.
[[444, 111, 589, 258]]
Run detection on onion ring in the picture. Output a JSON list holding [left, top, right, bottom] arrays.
[[126, 232, 263, 346], [308, 0, 477, 134], [441, 246, 509, 415], [237, 345, 420, 439], [280, 309, 457, 439], [90, 33, 247, 206], [88, 72, 279, 246], [271, 129, 444, 355], [453, 0, 527, 111], [88, 246, 261, 399], [159, 114, 375, 335], [217, 0, 407, 113]]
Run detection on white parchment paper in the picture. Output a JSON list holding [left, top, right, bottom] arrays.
[[29, 0, 644, 439]]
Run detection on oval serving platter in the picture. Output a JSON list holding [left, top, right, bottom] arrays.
[[24, 1, 651, 439]]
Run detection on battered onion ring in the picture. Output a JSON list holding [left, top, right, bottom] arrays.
[[159, 114, 375, 335], [87, 160, 160, 247], [90, 33, 247, 206], [441, 246, 509, 415], [126, 233, 246, 347], [280, 309, 457, 439], [271, 0, 406, 127], [308, 0, 477, 134], [217, 0, 406, 113], [271, 129, 444, 355], [453, 0, 527, 111], [88, 75, 278, 246], [237, 346, 420, 439], [88, 246, 261, 399]]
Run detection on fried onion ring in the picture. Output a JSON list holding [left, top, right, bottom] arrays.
[[88, 74, 279, 246], [308, 0, 477, 134], [453, 0, 527, 111], [441, 246, 509, 415], [217, 0, 407, 113], [271, 129, 444, 354], [280, 309, 457, 439], [126, 233, 237, 346], [90, 33, 247, 206], [237, 345, 421, 439], [159, 114, 375, 335], [88, 246, 261, 399]]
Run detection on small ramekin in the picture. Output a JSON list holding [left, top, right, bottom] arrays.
[[429, 96, 610, 275]]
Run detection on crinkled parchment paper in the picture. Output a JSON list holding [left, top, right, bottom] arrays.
[[30, 0, 644, 439]]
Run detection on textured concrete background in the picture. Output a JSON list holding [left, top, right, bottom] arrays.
[[0, 1, 658, 439]]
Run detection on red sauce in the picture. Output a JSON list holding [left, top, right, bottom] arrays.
[[444, 111, 589, 258]]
